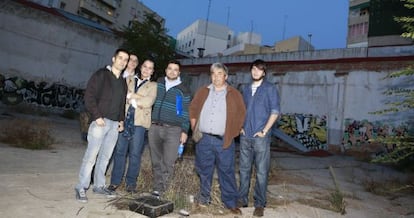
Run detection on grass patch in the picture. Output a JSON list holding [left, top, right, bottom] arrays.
[[329, 190, 346, 214], [328, 166, 346, 214], [110, 148, 280, 216], [0, 118, 55, 149], [363, 178, 414, 196]]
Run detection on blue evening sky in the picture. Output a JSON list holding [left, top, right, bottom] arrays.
[[143, 0, 349, 50]]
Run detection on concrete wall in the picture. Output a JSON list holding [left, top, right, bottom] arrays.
[[0, 0, 121, 88], [180, 46, 414, 150], [1, 1, 413, 153]]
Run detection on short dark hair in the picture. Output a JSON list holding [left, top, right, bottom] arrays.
[[168, 60, 181, 69], [114, 48, 129, 57], [250, 59, 267, 73]]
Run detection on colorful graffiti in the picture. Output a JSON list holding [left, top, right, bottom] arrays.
[[278, 113, 327, 150], [343, 118, 409, 148], [0, 74, 84, 111]]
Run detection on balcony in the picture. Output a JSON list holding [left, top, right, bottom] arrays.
[[79, 0, 115, 23], [100, 0, 118, 9]]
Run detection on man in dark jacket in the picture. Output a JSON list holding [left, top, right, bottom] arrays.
[[75, 48, 129, 203]]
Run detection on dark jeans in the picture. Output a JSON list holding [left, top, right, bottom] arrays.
[[110, 126, 146, 188], [238, 135, 271, 208], [148, 124, 181, 193], [195, 134, 238, 209]]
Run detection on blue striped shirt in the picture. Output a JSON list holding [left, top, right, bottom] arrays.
[[151, 77, 191, 133]]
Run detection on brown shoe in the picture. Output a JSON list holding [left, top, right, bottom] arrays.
[[228, 207, 242, 215], [253, 207, 264, 217]]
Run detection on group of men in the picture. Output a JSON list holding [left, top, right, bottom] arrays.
[[74, 48, 280, 217]]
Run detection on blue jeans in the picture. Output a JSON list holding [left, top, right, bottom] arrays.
[[195, 134, 238, 209], [238, 135, 271, 208], [76, 118, 119, 190], [110, 126, 146, 188]]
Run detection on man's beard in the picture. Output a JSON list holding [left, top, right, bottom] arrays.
[[252, 75, 265, 82]]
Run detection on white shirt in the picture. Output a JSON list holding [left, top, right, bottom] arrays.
[[165, 76, 182, 91]]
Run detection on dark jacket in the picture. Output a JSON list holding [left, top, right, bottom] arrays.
[[84, 67, 127, 122]]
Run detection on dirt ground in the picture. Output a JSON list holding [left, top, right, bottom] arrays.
[[0, 109, 413, 218]]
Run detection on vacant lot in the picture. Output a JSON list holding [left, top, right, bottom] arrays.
[[0, 110, 413, 218]]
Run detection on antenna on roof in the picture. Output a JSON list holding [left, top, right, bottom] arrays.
[[249, 20, 253, 44], [226, 6, 230, 26], [199, 0, 211, 58], [282, 15, 287, 40]]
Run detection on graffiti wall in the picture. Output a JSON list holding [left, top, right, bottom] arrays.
[[343, 118, 409, 149], [278, 113, 328, 150], [0, 74, 84, 111]]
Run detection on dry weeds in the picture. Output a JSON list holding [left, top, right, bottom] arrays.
[[0, 118, 55, 149]]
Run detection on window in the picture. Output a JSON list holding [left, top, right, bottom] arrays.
[[60, 2, 66, 9]]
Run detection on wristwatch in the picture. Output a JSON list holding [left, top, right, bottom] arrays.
[[261, 130, 267, 135]]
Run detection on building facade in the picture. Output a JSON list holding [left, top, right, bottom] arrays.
[[176, 19, 233, 57], [347, 0, 370, 48], [27, 0, 163, 30], [347, 0, 413, 48], [274, 36, 314, 52]]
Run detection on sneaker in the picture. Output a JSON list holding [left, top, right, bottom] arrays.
[[93, 186, 117, 198], [107, 184, 118, 192], [151, 190, 160, 199], [75, 188, 88, 203], [196, 202, 209, 208], [194, 199, 209, 208], [253, 207, 264, 217], [126, 185, 137, 194]]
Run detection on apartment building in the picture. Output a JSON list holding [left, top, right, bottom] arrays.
[[347, 0, 412, 48], [176, 19, 234, 58], [347, 0, 370, 48], [27, 0, 163, 30]]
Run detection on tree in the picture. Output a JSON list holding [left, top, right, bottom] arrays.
[[394, 0, 414, 39], [371, 0, 414, 169], [121, 13, 175, 79]]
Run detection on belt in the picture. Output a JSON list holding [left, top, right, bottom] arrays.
[[152, 122, 173, 127], [203, 132, 223, 140]]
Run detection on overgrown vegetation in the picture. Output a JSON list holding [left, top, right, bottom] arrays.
[[370, 0, 414, 169], [363, 178, 414, 196], [0, 118, 55, 149], [394, 0, 414, 40], [110, 149, 284, 215], [328, 166, 346, 214]]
